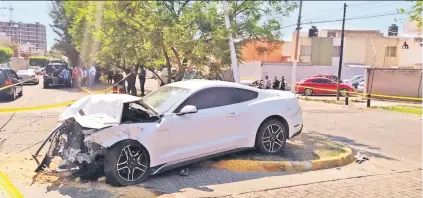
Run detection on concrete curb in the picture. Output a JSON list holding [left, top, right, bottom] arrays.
[[209, 146, 354, 172]]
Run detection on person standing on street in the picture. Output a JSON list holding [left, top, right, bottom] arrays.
[[59, 68, 70, 88], [280, 76, 286, 91], [107, 70, 114, 84], [83, 66, 89, 87], [138, 65, 146, 96], [72, 66, 80, 88], [88, 65, 96, 88], [126, 69, 137, 96], [272, 76, 280, 89], [265, 75, 271, 89]]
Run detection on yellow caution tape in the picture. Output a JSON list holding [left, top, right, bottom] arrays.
[[0, 171, 24, 198], [0, 100, 75, 113], [0, 77, 39, 91], [295, 85, 422, 101]]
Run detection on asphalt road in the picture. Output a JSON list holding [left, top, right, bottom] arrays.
[[0, 80, 420, 198]]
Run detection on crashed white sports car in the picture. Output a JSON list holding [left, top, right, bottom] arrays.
[[35, 80, 303, 186]]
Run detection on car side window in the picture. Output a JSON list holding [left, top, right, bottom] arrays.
[[233, 88, 258, 103], [311, 79, 322, 83], [175, 87, 234, 112], [322, 79, 332, 84], [6, 70, 17, 79]]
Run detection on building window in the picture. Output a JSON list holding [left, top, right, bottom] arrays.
[[328, 31, 336, 37], [300, 45, 312, 56], [332, 46, 341, 57], [385, 46, 397, 57]]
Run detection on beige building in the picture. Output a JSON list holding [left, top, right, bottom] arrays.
[[0, 21, 47, 52], [285, 29, 422, 68]]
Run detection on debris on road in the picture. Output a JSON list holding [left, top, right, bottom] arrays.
[[179, 168, 189, 176], [354, 152, 369, 164]]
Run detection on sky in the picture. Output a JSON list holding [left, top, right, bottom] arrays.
[[0, 1, 416, 51]]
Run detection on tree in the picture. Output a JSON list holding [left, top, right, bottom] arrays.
[[29, 56, 50, 66], [399, 1, 422, 28], [63, 1, 297, 83], [50, 0, 81, 66], [0, 47, 13, 64]]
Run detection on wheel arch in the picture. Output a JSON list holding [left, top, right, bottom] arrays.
[[108, 139, 151, 163], [256, 115, 289, 141]]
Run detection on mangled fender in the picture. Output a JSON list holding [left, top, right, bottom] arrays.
[[83, 123, 158, 149]]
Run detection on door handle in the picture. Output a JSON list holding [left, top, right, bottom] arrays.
[[226, 112, 237, 117]]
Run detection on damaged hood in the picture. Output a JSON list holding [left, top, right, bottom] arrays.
[[59, 94, 142, 129]]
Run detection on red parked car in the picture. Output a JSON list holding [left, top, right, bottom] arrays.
[[295, 77, 355, 96]]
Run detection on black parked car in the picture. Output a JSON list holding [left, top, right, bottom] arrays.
[[43, 62, 70, 89], [0, 68, 23, 101]]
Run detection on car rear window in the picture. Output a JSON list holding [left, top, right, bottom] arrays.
[[46, 64, 65, 74], [0, 70, 7, 84]]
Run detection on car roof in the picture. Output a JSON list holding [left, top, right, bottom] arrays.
[[167, 79, 258, 92], [306, 77, 331, 80]]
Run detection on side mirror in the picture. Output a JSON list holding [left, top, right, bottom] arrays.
[[177, 105, 198, 116]]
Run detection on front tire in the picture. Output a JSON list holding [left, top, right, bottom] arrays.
[[255, 119, 287, 155], [104, 140, 150, 186], [340, 88, 348, 96]]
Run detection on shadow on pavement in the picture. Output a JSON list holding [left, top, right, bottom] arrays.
[[37, 132, 361, 196], [311, 131, 398, 161]]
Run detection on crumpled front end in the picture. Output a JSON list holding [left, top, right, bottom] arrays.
[[35, 118, 107, 172]]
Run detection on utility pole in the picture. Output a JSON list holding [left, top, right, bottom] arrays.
[[223, 1, 240, 83], [336, 3, 347, 100], [291, 0, 303, 92]]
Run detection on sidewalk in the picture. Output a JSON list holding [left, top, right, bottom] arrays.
[[227, 169, 421, 198], [298, 95, 421, 108]]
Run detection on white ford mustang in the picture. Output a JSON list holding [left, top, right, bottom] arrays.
[[35, 79, 303, 186]]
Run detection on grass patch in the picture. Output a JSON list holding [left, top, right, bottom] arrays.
[[372, 105, 422, 115], [301, 97, 345, 105]]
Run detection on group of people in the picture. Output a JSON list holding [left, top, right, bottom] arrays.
[[254, 75, 286, 90], [70, 65, 97, 88], [107, 65, 147, 96]]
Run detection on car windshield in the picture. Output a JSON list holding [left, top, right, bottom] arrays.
[[142, 86, 190, 114]]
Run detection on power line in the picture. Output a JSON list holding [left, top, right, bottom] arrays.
[[280, 11, 405, 30], [301, 1, 381, 20], [301, 1, 408, 21]]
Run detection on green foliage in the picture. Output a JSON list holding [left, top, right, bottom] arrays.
[[29, 56, 50, 66], [0, 47, 13, 64], [398, 1, 422, 28], [63, 1, 297, 83]]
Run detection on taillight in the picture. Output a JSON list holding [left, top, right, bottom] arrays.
[[5, 79, 12, 86]]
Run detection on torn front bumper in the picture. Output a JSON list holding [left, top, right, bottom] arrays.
[[34, 120, 106, 173]]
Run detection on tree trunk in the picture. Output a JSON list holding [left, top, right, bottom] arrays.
[[160, 32, 172, 84], [149, 68, 166, 85]]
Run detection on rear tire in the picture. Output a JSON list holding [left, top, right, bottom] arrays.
[[304, 88, 313, 96], [8, 88, 16, 101], [18, 88, 23, 97], [43, 80, 49, 89], [104, 140, 150, 186], [255, 119, 287, 155]]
